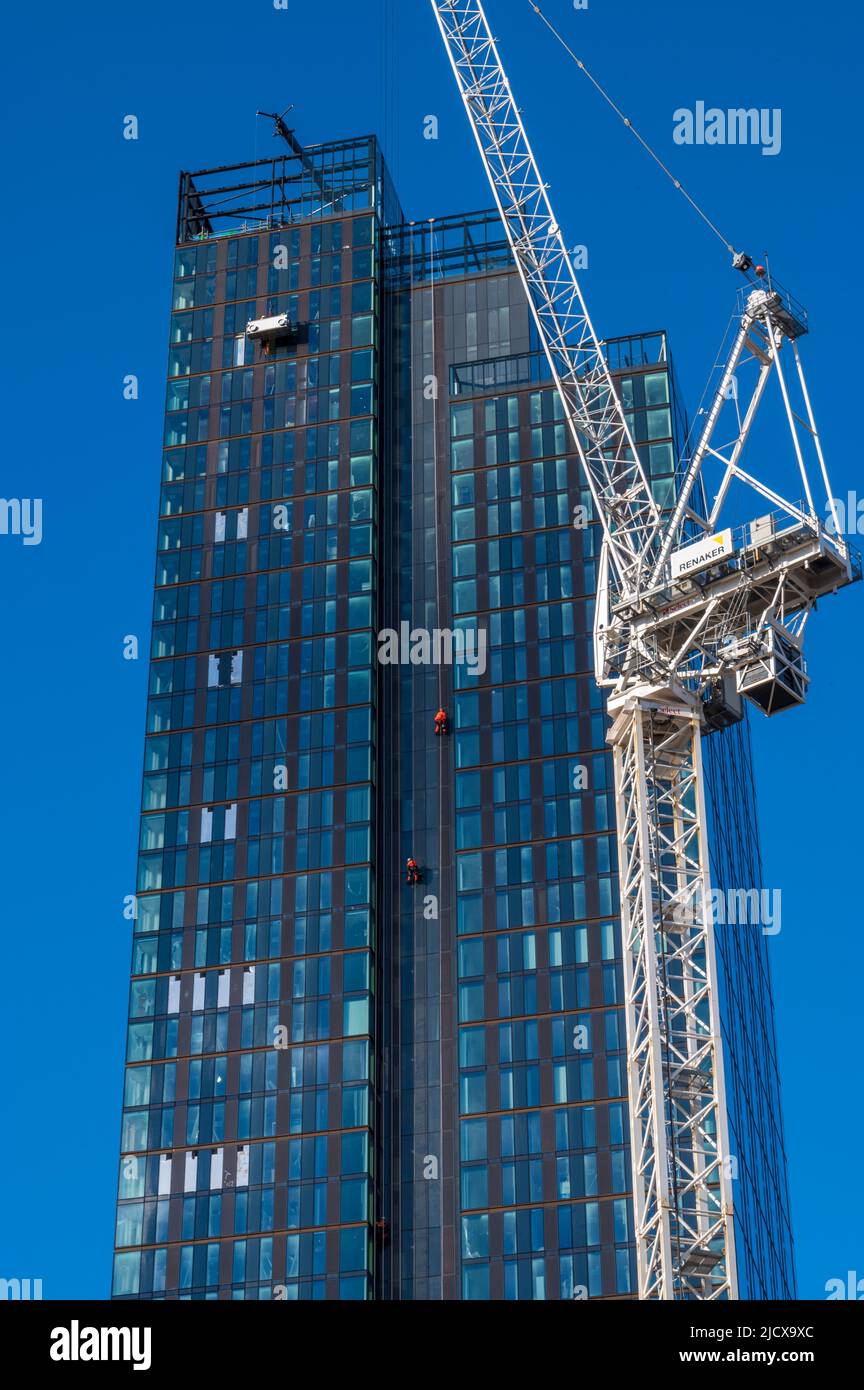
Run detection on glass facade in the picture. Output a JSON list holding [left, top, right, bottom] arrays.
[[113, 140, 390, 1302], [705, 723, 796, 1298], [113, 144, 795, 1301]]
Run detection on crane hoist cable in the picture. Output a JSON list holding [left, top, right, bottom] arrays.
[[527, 1, 754, 272]]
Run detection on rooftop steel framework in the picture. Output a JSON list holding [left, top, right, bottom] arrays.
[[177, 136, 382, 242]]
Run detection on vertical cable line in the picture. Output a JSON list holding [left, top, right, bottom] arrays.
[[377, 142, 399, 1301], [381, 0, 396, 1299], [407, 221, 417, 1298], [388, 0, 401, 194], [428, 219, 447, 1301]]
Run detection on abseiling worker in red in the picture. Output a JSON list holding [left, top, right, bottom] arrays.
[[406, 857, 422, 885], [434, 708, 449, 737]]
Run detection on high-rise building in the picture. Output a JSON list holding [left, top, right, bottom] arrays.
[[112, 135, 795, 1301]]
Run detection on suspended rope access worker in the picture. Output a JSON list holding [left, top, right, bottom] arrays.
[[434, 708, 449, 737], [406, 857, 422, 886]]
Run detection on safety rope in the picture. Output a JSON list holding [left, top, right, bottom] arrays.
[[428, 218, 447, 1302]]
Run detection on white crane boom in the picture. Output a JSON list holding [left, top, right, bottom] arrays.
[[430, 0, 858, 1300], [429, 0, 661, 606]]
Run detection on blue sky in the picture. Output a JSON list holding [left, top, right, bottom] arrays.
[[0, 0, 860, 1299]]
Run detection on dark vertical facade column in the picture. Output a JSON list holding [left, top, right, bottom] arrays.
[[396, 230, 452, 1300], [704, 719, 797, 1299], [113, 140, 402, 1302]]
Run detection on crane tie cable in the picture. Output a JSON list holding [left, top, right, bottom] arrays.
[[527, 1, 742, 261]]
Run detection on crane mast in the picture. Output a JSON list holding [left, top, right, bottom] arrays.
[[430, 0, 858, 1300]]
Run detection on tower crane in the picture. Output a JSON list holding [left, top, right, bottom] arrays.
[[430, 0, 859, 1300]]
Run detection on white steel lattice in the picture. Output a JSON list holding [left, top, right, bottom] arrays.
[[609, 699, 736, 1299], [430, 0, 736, 1300], [430, 0, 661, 605]]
